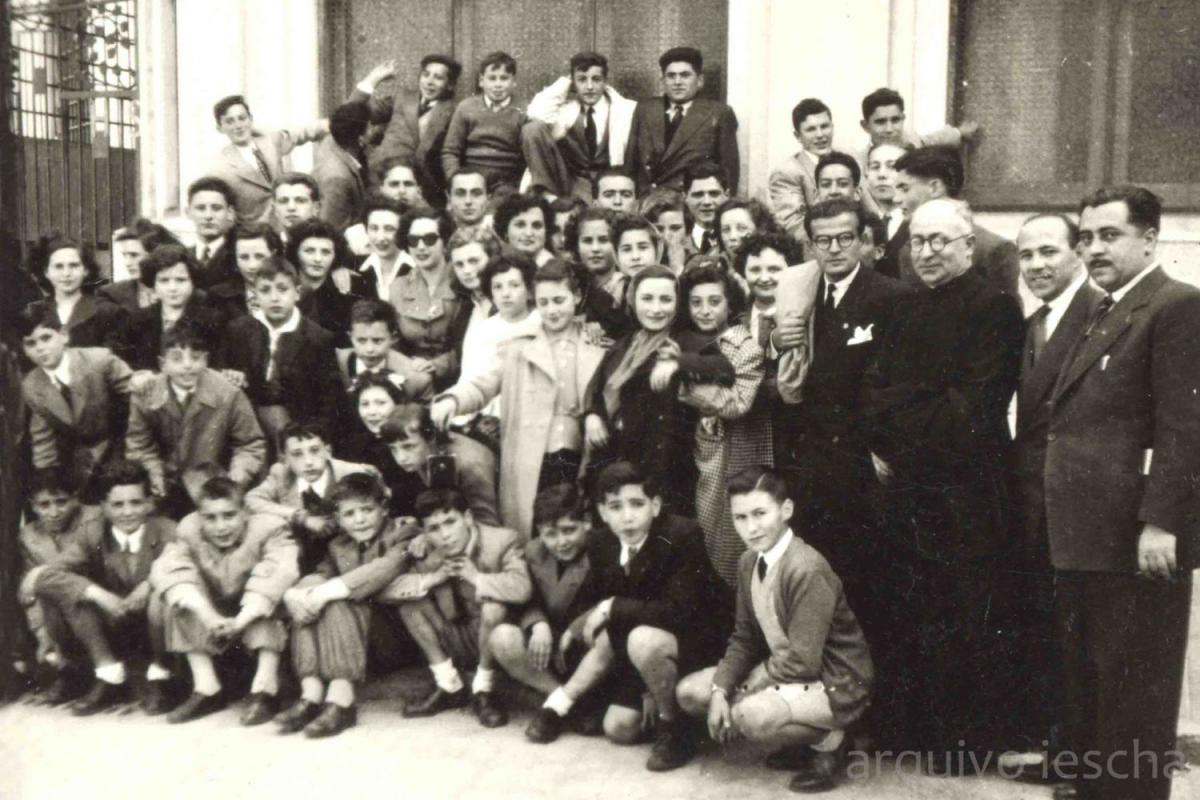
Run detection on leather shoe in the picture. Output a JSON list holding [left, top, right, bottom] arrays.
[[525, 707, 564, 743], [167, 691, 225, 724], [568, 703, 605, 737], [43, 671, 87, 706], [789, 738, 848, 793], [239, 692, 278, 726], [646, 719, 696, 771], [71, 680, 129, 716], [142, 681, 176, 716], [275, 699, 323, 733], [765, 745, 815, 771], [472, 691, 508, 728], [303, 703, 357, 738], [402, 686, 469, 718]]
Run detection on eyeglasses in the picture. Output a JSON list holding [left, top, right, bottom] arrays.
[[811, 232, 859, 252], [407, 233, 441, 248], [910, 233, 970, 254]]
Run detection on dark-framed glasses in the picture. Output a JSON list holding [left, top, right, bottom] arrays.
[[811, 232, 858, 252], [407, 232, 441, 248], [910, 233, 970, 254]]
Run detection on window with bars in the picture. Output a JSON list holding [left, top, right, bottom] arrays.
[[953, 0, 1200, 210]]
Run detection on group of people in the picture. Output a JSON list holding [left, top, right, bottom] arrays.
[[6, 42, 1196, 800]]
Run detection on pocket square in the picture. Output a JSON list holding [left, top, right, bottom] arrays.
[[847, 324, 875, 346]]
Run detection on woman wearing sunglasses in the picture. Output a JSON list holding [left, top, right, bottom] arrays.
[[388, 207, 462, 390]]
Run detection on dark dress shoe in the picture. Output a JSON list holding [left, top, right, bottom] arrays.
[[402, 686, 469, 718], [71, 680, 129, 716], [275, 699, 323, 733], [43, 671, 87, 706], [239, 692, 278, 726], [789, 738, 848, 793], [142, 681, 177, 716], [471, 691, 508, 728], [646, 719, 697, 772], [568, 703, 605, 737], [303, 703, 357, 738], [765, 744, 815, 771], [525, 707, 564, 743], [167, 692, 225, 724]]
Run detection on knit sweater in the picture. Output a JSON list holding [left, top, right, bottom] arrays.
[[442, 97, 527, 181]]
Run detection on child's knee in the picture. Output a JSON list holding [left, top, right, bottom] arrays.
[[603, 706, 642, 745], [479, 601, 508, 627], [487, 623, 524, 659], [626, 626, 675, 669], [675, 672, 713, 716], [731, 696, 785, 742]]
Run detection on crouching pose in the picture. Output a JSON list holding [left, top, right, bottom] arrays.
[[33, 461, 176, 714], [382, 488, 531, 728], [676, 467, 874, 793], [278, 473, 420, 738], [150, 477, 299, 725], [570, 461, 732, 772]]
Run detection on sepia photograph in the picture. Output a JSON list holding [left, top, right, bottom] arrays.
[[0, 1, 1198, 798]]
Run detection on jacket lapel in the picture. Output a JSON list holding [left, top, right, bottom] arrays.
[[31, 367, 73, 424], [523, 332, 557, 380], [222, 143, 270, 191], [1018, 283, 1101, 426], [66, 296, 98, 330], [400, 95, 421, 142], [664, 100, 712, 161]]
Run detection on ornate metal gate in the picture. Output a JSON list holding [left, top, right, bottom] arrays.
[[9, 0, 139, 261]]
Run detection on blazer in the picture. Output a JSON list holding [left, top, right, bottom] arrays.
[[25, 296, 128, 352], [1012, 280, 1104, 553], [334, 348, 434, 401], [863, 269, 1024, 561], [526, 77, 638, 168], [23, 347, 133, 472], [151, 511, 299, 614], [219, 313, 342, 428], [98, 278, 152, 314], [518, 537, 591, 633], [625, 97, 739, 194], [18, 504, 103, 602], [193, 238, 235, 290], [122, 296, 223, 371], [444, 324, 604, 538], [380, 522, 532, 616], [312, 517, 420, 600], [884, 223, 1020, 299], [712, 536, 873, 729], [300, 273, 372, 348], [126, 368, 266, 492], [209, 124, 328, 223], [767, 150, 820, 240], [313, 137, 367, 232], [351, 87, 456, 194], [36, 514, 176, 615], [246, 458, 380, 522], [1045, 267, 1200, 572], [389, 269, 462, 386]]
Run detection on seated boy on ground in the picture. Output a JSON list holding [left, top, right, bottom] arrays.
[[381, 488, 531, 728], [277, 473, 422, 737], [676, 466, 874, 794], [150, 476, 299, 725], [246, 421, 380, 573], [568, 460, 732, 771], [489, 484, 610, 742], [33, 461, 177, 715]]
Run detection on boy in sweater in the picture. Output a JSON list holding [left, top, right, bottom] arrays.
[[442, 51, 527, 195], [676, 466, 874, 793]]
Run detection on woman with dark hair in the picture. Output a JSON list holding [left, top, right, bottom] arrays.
[[336, 371, 411, 507], [677, 265, 772, 585], [493, 192, 555, 266], [388, 206, 461, 389], [445, 225, 504, 372], [712, 198, 781, 274], [562, 206, 631, 339], [288, 217, 371, 346], [207, 222, 285, 326], [99, 218, 183, 312], [24, 234, 127, 350], [122, 244, 223, 370]]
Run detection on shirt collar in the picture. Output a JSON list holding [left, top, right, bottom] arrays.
[[110, 524, 146, 554], [666, 98, 694, 115], [1042, 270, 1088, 316], [297, 467, 331, 497], [252, 306, 302, 336], [826, 263, 861, 291], [169, 380, 193, 406], [485, 96, 512, 112], [760, 529, 795, 571], [44, 353, 72, 386], [1109, 262, 1159, 304], [619, 533, 650, 565]]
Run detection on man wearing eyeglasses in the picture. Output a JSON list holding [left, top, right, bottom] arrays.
[[861, 197, 1024, 768]]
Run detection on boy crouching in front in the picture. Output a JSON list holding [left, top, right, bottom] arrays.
[[277, 473, 420, 738], [382, 488, 531, 728], [150, 476, 299, 725]]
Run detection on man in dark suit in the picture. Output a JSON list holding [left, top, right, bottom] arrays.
[[186, 176, 238, 290], [625, 47, 739, 194], [770, 199, 909, 651], [313, 102, 370, 233], [1045, 187, 1200, 800], [862, 198, 1024, 764], [884, 146, 1019, 297], [351, 55, 462, 203], [1007, 213, 1103, 771]]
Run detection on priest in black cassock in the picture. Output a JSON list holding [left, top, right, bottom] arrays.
[[861, 198, 1024, 768]]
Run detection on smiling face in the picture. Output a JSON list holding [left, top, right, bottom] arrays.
[[381, 164, 424, 207], [154, 262, 194, 309], [795, 111, 833, 156], [1017, 216, 1084, 302], [863, 103, 905, 146], [357, 386, 397, 434], [616, 229, 658, 276], [450, 241, 489, 292], [489, 266, 530, 322], [283, 434, 331, 485], [102, 483, 153, 534], [159, 346, 208, 391], [577, 219, 615, 276], [422, 508, 473, 555], [296, 236, 337, 284], [1078, 200, 1157, 292], [597, 484, 660, 545], [366, 209, 401, 259], [596, 176, 636, 212], [688, 281, 730, 334], [22, 325, 69, 370], [188, 190, 236, 241], [537, 515, 589, 562], [198, 496, 246, 549], [730, 489, 793, 554], [685, 178, 728, 227], [662, 61, 702, 104], [31, 489, 78, 535], [46, 247, 86, 297], [419, 61, 452, 102], [336, 495, 388, 543], [816, 164, 858, 202], [718, 207, 756, 258], [505, 207, 547, 256], [349, 321, 394, 368], [448, 173, 488, 224], [535, 278, 580, 334], [273, 183, 319, 230], [632, 276, 677, 332], [217, 102, 253, 146], [406, 217, 445, 271], [478, 64, 515, 105], [742, 247, 788, 307]]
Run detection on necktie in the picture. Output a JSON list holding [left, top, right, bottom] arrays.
[[251, 146, 272, 184], [301, 487, 323, 514], [584, 106, 598, 158], [1028, 304, 1051, 365], [1086, 294, 1114, 336], [55, 377, 73, 411], [757, 556, 767, 581], [623, 545, 639, 575], [700, 228, 714, 254], [824, 281, 838, 311], [758, 313, 776, 351], [418, 98, 432, 117], [664, 104, 683, 147]]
